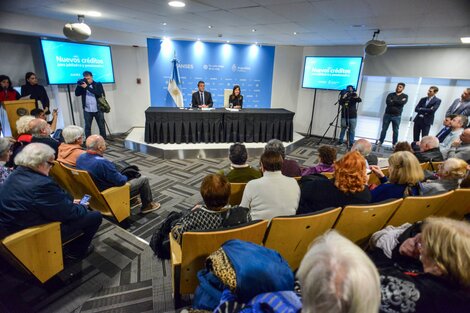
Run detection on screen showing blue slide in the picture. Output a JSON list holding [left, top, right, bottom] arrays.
[[40, 39, 115, 84], [147, 39, 275, 108], [302, 56, 363, 90]]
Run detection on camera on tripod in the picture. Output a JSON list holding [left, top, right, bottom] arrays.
[[77, 79, 86, 85]]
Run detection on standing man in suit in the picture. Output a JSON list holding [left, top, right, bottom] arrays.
[[446, 88, 470, 117], [377, 83, 408, 148], [191, 81, 213, 108], [413, 86, 441, 142]]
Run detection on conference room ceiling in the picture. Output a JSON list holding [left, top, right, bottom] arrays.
[[1, 0, 469, 46]]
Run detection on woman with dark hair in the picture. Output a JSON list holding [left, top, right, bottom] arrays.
[[0, 75, 20, 101], [21, 72, 50, 112], [171, 174, 251, 243], [297, 151, 371, 214], [229, 85, 243, 109]]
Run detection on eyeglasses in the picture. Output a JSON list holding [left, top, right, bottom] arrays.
[[47, 161, 55, 167]]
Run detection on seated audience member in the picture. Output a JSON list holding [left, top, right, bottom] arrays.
[[377, 217, 470, 312], [447, 128, 470, 162], [218, 143, 261, 183], [370, 151, 424, 203], [298, 151, 371, 215], [16, 115, 35, 143], [57, 125, 85, 167], [393, 141, 413, 153], [264, 139, 301, 177], [29, 118, 60, 158], [440, 114, 467, 158], [171, 174, 251, 244], [351, 138, 378, 166], [435, 114, 456, 143], [240, 151, 300, 220], [0, 143, 102, 259], [415, 136, 444, 163], [31, 108, 58, 133], [76, 135, 161, 214], [0, 138, 12, 184], [301, 145, 336, 176], [421, 158, 468, 196], [297, 231, 381, 313]]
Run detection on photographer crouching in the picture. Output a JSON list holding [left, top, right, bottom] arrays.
[[337, 85, 362, 149]]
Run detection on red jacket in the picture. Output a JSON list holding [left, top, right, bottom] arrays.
[[0, 89, 20, 101]]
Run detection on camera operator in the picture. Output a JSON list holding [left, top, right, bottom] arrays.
[[74, 71, 106, 139], [337, 85, 362, 148]]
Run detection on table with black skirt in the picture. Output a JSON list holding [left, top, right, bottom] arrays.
[[144, 107, 294, 144]]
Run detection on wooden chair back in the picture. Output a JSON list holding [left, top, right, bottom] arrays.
[[228, 183, 247, 206], [368, 167, 389, 186], [61, 166, 130, 222], [334, 199, 403, 245], [434, 189, 470, 220], [171, 220, 268, 297], [0, 222, 63, 283], [322, 172, 334, 179], [386, 191, 453, 226], [49, 161, 78, 197], [263, 207, 342, 270]]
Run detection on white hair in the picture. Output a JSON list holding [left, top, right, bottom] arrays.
[[29, 119, 49, 137], [351, 139, 372, 157], [297, 231, 381, 313], [14, 143, 55, 169], [0, 137, 10, 156], [62, 125, 84, 144], [265, 139, 286, 158], [420, 136, 439, 149], [16, 115, 35, 135], [440, 158, 468, 179]]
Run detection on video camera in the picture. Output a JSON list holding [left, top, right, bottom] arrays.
[[77, 79, 87, 85]]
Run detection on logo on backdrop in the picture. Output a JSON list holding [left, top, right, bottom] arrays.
[[148, 39, 275, 108]]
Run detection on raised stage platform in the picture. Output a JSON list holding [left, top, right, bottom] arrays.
[[124, 128, 305, 159]]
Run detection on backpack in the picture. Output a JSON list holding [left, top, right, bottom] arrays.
[[149, 211, 183, 259], [113, 160, 141, 180]]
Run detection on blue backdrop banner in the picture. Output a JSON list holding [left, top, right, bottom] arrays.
[[147, 39, 275, 108]]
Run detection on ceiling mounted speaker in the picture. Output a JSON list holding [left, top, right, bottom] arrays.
[[364, 29, 387, 56], [63, 15, 91, 41]]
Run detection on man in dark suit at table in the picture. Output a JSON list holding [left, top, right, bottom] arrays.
[[413, 86, 441, 142], [191, 81, 213, 108]]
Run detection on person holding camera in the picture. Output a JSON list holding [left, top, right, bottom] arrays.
[[75, 71, 106, 139], [338, 85, 362, 148]]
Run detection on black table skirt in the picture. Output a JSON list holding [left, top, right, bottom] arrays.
[[145, 108, 295, 144]]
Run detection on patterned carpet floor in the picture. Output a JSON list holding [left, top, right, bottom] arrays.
[[0, 134, 388, 313]]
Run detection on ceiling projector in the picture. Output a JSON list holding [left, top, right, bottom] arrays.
[[365, 29, 387, 56], [63, 15, 91, 41]]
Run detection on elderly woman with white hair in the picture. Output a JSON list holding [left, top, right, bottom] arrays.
[[264, 139, 301, 177], [420, 158, 468, 195], [0, 137, 12, 184], [0, 143, 102, 259], [297, 230, 381, 313], [57, 125, 85, 167]]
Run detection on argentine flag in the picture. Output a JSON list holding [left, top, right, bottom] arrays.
[[167, 57, 184, 108]]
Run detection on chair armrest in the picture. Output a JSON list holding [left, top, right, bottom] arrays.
[[170, 234, 182, 266], [2, 222, 61, 246], [102, 183, 131, 222]]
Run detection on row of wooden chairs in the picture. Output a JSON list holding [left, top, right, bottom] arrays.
[[170, 188, 469, 307]]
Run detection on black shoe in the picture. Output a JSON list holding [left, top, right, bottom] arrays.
[[64, 244, 94, 260]]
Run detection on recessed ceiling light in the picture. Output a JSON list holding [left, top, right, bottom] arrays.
[[208, 25, 213, 29], [86, 11, 102, 17], [461, 37, 470, 44], [252, 29, 256, 32], [293, 32, 297, 35], [168, 1, 186, 8], [162, 22, 167, 26], [226, 40, 230, 43], [197, 38, 201, 41]]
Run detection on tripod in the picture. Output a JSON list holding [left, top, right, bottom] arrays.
[[316, 99, 341, 145]]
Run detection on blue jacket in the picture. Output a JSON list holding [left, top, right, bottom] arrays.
[[371, 176, 421, 203], [0, 166, 88, 236], [76, 152, 127, 191]]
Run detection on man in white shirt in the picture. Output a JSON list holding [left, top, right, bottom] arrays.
[[240, 150, 300, 220], [440, 115, 467, 158]]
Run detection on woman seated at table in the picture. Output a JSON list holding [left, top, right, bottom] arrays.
[[228, 85, 243, 109], [369, 151, 423, 203], [421, 158, 468, 196], [171, 174, 251, 244], [297, 151, 371, 214]]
